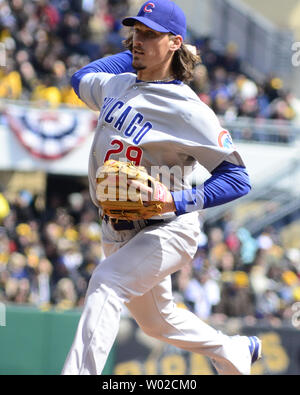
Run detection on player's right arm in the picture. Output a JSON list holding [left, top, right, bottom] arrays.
[[71, 51, 134, 111]]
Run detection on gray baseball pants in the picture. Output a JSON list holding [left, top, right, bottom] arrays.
[[61, 212, 251, 375]]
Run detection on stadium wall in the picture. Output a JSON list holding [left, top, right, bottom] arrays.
[[0, 305, 299, 375], [0, 305, 114, 375]]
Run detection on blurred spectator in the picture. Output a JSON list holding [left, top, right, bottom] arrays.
[[186, 267, 221, 320], [218, 42, 241, 75], [31, 257, 53, 307], [53, 277, 77, 310], [0, 59, 22, 99], [173, 248, 221, 320], [255, 289, 281, 320], [0, 187, 10, 224], [189, 63, 210, 97], [214, 270, 255, 318], [285, 91, 300, 125]]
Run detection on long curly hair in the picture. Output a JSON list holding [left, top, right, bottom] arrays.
[[123, 32, 201, 83]]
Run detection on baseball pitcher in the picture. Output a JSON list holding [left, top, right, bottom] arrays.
[[62, 0, 261, 375]]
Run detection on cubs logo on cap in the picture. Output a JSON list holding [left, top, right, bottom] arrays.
[[122, 0, 187, 39], [143, 2, 155, 13]]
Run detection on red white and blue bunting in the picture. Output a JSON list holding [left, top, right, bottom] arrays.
[[6, 105, 97, 160]]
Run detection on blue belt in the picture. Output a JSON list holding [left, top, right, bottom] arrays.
[[103, 215, 164, 230]]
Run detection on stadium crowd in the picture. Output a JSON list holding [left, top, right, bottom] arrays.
[[0, 0, 299, 123], [0, 0, 300, 326], [0, 185, 300, 326], [172, 219, 300, 326], [0, 186, 102, 310]]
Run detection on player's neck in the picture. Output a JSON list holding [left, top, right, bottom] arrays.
[[137, 65, 174, 83], [137, 74, 175, 83]]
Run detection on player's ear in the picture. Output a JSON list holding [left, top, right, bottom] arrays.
[[169, 35, 183, 52]]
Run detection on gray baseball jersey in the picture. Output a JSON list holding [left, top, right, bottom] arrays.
[[78, 71, 244, 210]]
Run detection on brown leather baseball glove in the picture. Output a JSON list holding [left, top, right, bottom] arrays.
[[95, 160, 171, 221]]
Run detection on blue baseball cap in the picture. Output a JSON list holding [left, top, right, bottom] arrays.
[[122, 0, 186, 39]]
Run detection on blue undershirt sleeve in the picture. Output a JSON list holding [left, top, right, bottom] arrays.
[[171, 161, 251, 216], [71, 50, 134, 98]]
